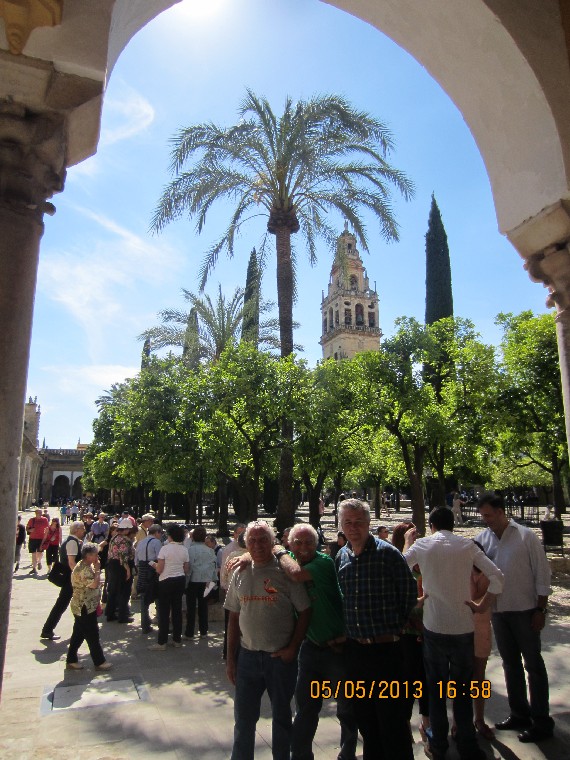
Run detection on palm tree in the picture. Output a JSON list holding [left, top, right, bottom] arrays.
[[151, 89, 414, 527], [139, 284, 280, 363]]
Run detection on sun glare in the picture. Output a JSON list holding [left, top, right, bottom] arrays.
[[176, 0, 229, 23]]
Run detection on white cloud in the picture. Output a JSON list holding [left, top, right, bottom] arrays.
[[43, 364, 139, 398], [100, 80, 155, 147], [38, 208, 184, 359]]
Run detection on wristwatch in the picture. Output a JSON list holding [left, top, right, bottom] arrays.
[[274, 549, 288, 559]]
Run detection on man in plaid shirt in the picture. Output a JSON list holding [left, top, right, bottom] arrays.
[[336, 499, 417, 760]]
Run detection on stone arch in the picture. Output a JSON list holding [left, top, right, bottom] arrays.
[[52, 474, 70, 502], [98, 0, 570, 241], [72, 476, 83, 499]]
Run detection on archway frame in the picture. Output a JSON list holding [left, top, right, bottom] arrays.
[[1, 0, 570, 696]]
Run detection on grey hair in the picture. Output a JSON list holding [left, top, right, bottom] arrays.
[[81, 542, 99, 559], [244, 520, 275, 545], [148, 524, 163, 535], [289, 523, 318, 547], [338, 498, 371, 528], [70, 522, 86, 536]]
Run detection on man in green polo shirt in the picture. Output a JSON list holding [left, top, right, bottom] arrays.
[[276, 523, 358, 760]]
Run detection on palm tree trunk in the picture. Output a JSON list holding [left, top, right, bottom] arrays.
[[274, 226, 294, 357], [274, 225, 295, 530]]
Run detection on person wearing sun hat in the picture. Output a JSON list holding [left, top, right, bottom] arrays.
[[135, 513, 156, 544]]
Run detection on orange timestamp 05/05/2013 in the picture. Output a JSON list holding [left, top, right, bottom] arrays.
[[310, 680, 424, 700]]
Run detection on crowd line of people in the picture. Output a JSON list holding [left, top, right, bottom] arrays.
[[15, 493, 554, 760]]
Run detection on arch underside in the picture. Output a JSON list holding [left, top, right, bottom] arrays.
[[102, 0, 570, 241], [1, 0, 568, 242]]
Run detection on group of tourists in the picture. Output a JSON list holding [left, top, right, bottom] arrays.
[[16, 493, 554, 760], [222, 495, 553, 760], [18, 504, 221, 674]]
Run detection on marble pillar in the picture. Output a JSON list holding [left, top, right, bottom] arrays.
[[0, 104, 65, 693]]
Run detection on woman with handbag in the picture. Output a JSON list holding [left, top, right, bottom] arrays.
[[41, 517, 62, 572], [66, 542, 111, 671]]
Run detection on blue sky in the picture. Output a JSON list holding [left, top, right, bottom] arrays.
[[27, 0, 549, 448]]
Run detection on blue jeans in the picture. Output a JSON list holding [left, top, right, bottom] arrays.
[[291, 639, 357, 760], [492, 611, 553, 729], [232, 647, 298, 760], [422, 628, 478, 759]]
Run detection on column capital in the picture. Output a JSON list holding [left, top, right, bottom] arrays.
[[507, 199, 570, 319], [0, 103, 66, 219]]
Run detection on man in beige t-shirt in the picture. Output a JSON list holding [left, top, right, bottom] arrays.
[[225, 521, 310, 760]]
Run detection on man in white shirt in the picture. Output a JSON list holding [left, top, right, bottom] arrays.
[[404, 506, 504, 760], [476, 493, 554, 743]]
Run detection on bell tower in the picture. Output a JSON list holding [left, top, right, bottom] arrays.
[[320, 225, 381, 360]]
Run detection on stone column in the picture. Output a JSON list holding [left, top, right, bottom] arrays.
[[523, 236, 570, 457], [0, 104, 65, 694]]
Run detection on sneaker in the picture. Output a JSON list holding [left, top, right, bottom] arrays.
[[95, 661, 113, 671], [147, 643, 167, 651], [172, 641, 182, 648], [66, 662, 84, 670], [29, 569, 37, 575], [183, 634, 194, 640]]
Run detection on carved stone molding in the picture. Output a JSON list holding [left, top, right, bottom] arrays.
[[0, 0, 63, 56], [507, 198, 570, 319], [0, 102, 65, 218]]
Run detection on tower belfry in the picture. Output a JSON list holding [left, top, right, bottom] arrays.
[[320, 226, 381, 360]]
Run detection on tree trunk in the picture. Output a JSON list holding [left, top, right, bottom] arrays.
[[184, 491, 197, 524], [273, 225, 296, 531], [217, 472, 229, 534], [197, 466, 204, 525], [372, 477, 382, 519], [398, 437, 426, 535], [551, 454, 565, 518], [251, 455, 261, 523], [302, 471, 327, 528], [277, 435, 295, 532]]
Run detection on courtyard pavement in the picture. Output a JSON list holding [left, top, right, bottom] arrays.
[[1, 507, 569, 760]]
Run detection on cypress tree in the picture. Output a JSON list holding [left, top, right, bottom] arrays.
[[141, 337, 151, 370], [241, 247, 260, 345], [425, 194, 453, 324], [182, 308, 201, 370]]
